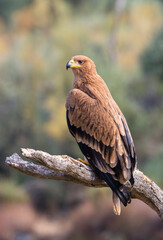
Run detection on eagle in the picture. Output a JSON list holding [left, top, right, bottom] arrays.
[[65, 55, 137, 215]]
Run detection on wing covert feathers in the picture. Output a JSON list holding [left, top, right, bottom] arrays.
[[66, 88, 136, 184]]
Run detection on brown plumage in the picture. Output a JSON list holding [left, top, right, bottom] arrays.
[[66, 55, 137, 215]]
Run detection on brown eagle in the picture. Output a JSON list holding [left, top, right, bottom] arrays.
[[66, 55, 137, 215]]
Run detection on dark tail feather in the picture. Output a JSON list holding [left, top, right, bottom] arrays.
[[76, 142, 130, 207], [130, 175, 134, 187], [87, 156, 130, 207], [98, 171, 129, 206]]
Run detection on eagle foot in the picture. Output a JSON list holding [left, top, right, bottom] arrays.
[[78, 158, 89, 165]]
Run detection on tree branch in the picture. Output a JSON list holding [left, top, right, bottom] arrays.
[[5, 148, 163, 221]]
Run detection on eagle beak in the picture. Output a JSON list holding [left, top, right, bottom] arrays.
[[66, 60, 71, 70], [66, 59, 81, 70]]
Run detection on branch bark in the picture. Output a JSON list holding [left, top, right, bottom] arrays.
[[5, 148, 163, 221]]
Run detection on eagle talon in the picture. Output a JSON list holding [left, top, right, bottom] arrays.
[[78, 158, 89, 165]]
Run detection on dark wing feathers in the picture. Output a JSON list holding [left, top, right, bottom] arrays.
[[66, 110, 114, 175], [66, 88, 136, 185], [77, 141, 129, 207]]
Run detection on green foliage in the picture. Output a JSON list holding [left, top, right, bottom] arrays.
[[0, 0, 162, 200], [67, 0, 115, 13], [142, 153, 163, 186], [0, 179, 28, 202], [0, 0, 33, 21], [140, 28, 163, 82]]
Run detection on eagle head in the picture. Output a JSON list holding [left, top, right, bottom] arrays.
[[66, 55, 96, 75]]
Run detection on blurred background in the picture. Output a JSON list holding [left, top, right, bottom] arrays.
[[0, 0, 163, 239]]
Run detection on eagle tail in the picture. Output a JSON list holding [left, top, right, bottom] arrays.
[[113, 192, 121, 215], [77, 142, 131, 210], [96, 169, 130, 207]]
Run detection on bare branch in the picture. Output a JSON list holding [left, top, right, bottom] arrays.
[[5, 148, 163, 220]]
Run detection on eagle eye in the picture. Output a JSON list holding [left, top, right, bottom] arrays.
[[78, 60, 83, 64]]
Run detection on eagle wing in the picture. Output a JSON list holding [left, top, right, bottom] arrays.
[[66, 88, 136, 185]]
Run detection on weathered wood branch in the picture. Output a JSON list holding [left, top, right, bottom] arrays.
[[5, 148, 163, 220]]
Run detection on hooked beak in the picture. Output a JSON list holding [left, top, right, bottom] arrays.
[[66, 61, 71, 70], [66, 59, 81, 70]]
